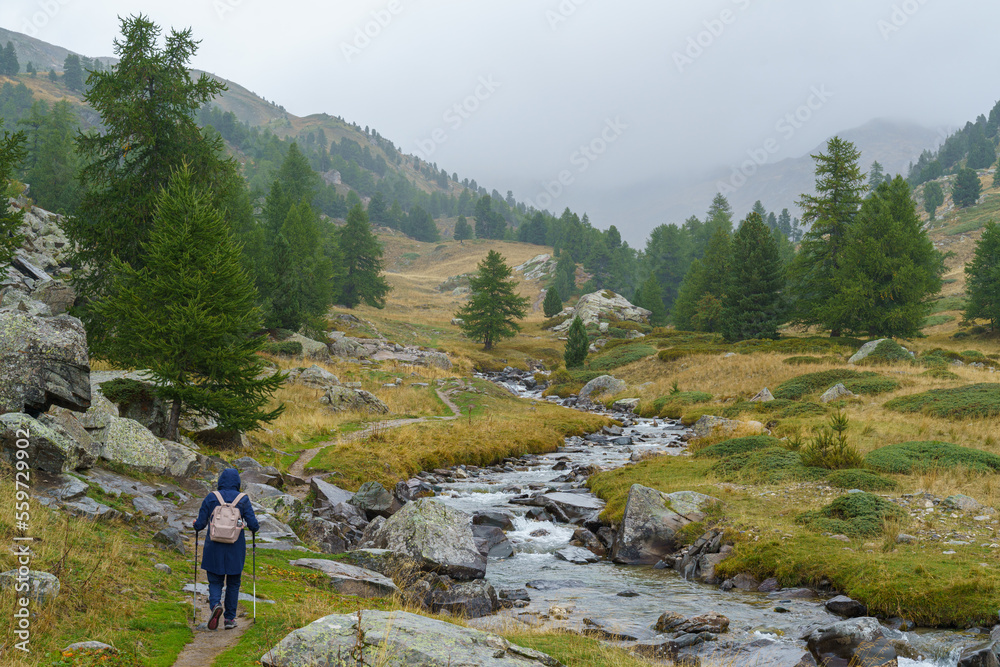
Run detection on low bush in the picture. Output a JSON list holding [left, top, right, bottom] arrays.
[[783, 356, 836, 366], [261, 341, 303, 357], [921, 368, 960, 380], [854, 339, 914, 366], [866, 440, 1000, 475], [796, 493, 905, 538], [799, 412, 865, 470], [732, 336, 863, 355], [542, 383, 584, 398], [709, 399, 828, 421], [638, 391, 713, 419], [826, 469, 898, 492], [696, 435, 782, 458], [588, 343, 656, 371], [774, 370, 899, 400], [922, 315, 955, 328], [711, 447, 826, 484], [657, 347, 727, 363], [99, 378, 156, 405], [884, 384, 1000, 420], [542, 314, 572, 330]]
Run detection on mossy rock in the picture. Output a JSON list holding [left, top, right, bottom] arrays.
[[825, 469, 897, 492], [774, 370, 899, 401], [866, 441, 1000, 475], [696, 435, 782, 459], [884, 384, 1000, 420], [854, 339, 914, 366], [796, 493, 904, 537]]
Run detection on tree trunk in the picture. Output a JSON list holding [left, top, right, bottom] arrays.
[[167, 399, 181, 441]]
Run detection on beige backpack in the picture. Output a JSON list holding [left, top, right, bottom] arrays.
[[209, 491, 247, 544]]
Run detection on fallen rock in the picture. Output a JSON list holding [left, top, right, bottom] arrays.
[[750, 388, 774, 403], [403, 573, 500, 618], [0, 311, 91, 415], [1, 412, 99, 473], [825, 595, 868, 618], [555, 546, 600, 564], [310, 477, 354, 508], [260, 610, 564, 666], [256, 515, 298, 542], [286, 333, 330, 360], [944, 494, 986, 513], [290, 558, 399, 597], [0, 570, 60, 606], [803, 617, 896, 667], [691, 415, 764, 440], [579, 375, 626, 399], [820, 383, 856, 403], [654, 611, 730, 634], [957, 642, 1000, 667], [472, 524, 514, 559], [350, 481, 401, 519], [540, 492, 604, 522], [612, 398, 640, 413], [300, 516, 348, 554], [286, 365, 340, 390], [611, 485, 719, 565], [153, 527, 186, 553], [99, 417, 169, 473], [320, 386, 389, 414], [552, 291, 651, 332]]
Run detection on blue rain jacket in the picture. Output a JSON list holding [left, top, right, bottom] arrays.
[[193, 468, 259, 575]]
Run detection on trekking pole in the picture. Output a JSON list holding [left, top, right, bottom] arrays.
[[252, 531, 257, 623], [193, 529, 199, 625]]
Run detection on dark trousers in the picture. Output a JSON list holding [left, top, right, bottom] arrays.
[[206, 571, 242, 621]]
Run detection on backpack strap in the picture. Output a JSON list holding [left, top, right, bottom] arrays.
[[212, 491, 247, 508], [213, 490, 226, 506], [232, 493, 247, 507]]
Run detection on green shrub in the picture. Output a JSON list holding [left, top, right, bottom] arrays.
[[696, 435, 782, 459], [588, 343, 656, 371], [261, 341, 303, 356], [866, 441, 1000, 475], [774, 370, 899, 400], [962, 350, 987, 361], [922, 315, 955, 328], [921, 368, 960, 380], [783, 356, 835, 366], [854, 339, 914, 366], [542, 383, 584, 398], [796, 493, 904, 537], [712, 447, 826, 484], [99, 378, 155, 405], [549, 369, 573, 385], [542, 314, 572, 330], [826, 469, 898, 492], [732, 337, 863, 355], [799, 412, 865, 470], [777, 402, 829, 418], [638, 391, 713, 419], [884, 384, 1000, 420]]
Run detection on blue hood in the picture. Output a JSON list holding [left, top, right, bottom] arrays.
[[217, 468, 241, 491]]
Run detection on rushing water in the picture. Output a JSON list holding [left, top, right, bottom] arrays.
[[429, 374, 982, 666]]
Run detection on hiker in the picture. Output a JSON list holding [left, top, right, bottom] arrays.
[[192, 468, 259, 630]]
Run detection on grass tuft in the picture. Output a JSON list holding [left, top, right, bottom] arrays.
[[865, 440, 1000, 475], [884, 383, 1000, 420], [796, 493, 905, 538]]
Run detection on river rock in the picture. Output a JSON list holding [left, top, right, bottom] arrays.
[[611, 485, 719, 565], [541, 492, 605, 522], [260, 610, 564, 666], [310, 476, 353, 508], [579, 375, 627, 399], [570, 527, 607, 557], [320, 385, 389, 413], [363, 498, 486, 580], [473, 510, 515, 531], [612, 398, 640, 413], [691, 415, 764, 440], [99, 417, 169, 473], [957, 643, 1000, 667], [0, 311, 91, 416], [1, 412, 98, 473], [803, 617, 896, 666], [655, 611, 730, 634], [404, 573, 500, 618], [820, 383, 856, 403], [555, 546, 600, 564], [583, 617, 652, 641], [350, 481, 401, 519], [290, 558, 399, 597], [825, 595, 868, 618], [0, 570, 60, 606], [472, 524, 514, 559]]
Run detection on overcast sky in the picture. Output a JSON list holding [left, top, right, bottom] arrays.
[[2, 1, 998, 243]]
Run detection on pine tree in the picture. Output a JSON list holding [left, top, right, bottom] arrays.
[[866, 161, 885, 195], [268, 202, 335, 330], [0, 120, 26, 277], [675, 225, 731, 332], [953, 168, 982, 208], [2, 42, 19, 76], [90, 166, 284, 441], [722, 212, 785, 342], [636, 273, 668, 326], [406, 205, 439, 242], [787, 136, 866, 336], [553, 252, 576, 299], [474, 195, 505, 239], [339, 204, 390, 308], [23, 100, 80, 214], [964, 221, 1000, 330], [671, 259, 705, 331], [453, 215, 473, 240], [995, 158, 1000, 189], [367, 190, 388, 224], [750, 200, 768, 225], [456, 250, 529, 350], [543, 287, 563, 318], [831, 177, 943, 338], [777, 208, 793, 240], [923, 181, 944, 221], [564, 316, 589, 368], [62, 54, 84, 91], [26, 62, 35, 77]]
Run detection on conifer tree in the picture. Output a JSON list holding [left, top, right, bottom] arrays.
[[722, 212, 785, 342], [923, 181, 944, 221], [995, 158, 1000, 189], [952, 168, 982, 208], [636, 273, 668, 326], [553, 252, 576, 300], [787, 136, 866, 336], [564, 316, 589, 368], [543, 287, 563, 318], [831, 178, 943, 338], [2, 42, 19, 76], [672, 226, 730, 332], [339, 204, 390, 308], [268, 202, 336, 330], [866, 161, 885, 195], [456, 250, 529, 350], [672, 259, 705, 331], [407, 205, 439, 242], [62, 54, 84, 91], [23, 100, 80, 214], [91, 166, 284, 440], [0, 120, 26, 277], [453, 215, 473, 240], [964, 221, 1000, 330]]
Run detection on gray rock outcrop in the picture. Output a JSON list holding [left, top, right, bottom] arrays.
[[553, 291, 651, 332], [99, 417, 169, 473], [0, 412, 98, 473], [611, 485, 720, 565], [579, 375, 627, 399], [320, 386, 389, 414]]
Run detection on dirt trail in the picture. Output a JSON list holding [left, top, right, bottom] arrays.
[[172, 620, 250, 667], [287, 388, 463, 481]]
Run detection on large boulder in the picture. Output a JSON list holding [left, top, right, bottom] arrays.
[[691, 415, 764, 440], [99, 417, 169, 473], [286, 364, 340, 391], [261, 611, 563, 667], [553, 291, 651, 332], [0, 413, 98, 473], [0, 311, 90, 415], [31, 281, 76, 316], [349, 481, 401, 519], [611, 485, 719, 565], [402, 573, 500, 618], [290, 558, 399, 597], [579, 375, 627, 400], [364, 498, 486, 580], [310, 477, 354, 508], [803, 617, 897, 667], [91, 372, 171, 438], [286, 333, 330, 360], [320, 386, 389, 414], [0, 570, 60, 606], [820, 383, 856, 404], [327, 333, 369, 359]]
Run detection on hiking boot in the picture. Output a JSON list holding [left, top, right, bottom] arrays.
[[207, 604, 223, 631], [224, 619, 237, 630]]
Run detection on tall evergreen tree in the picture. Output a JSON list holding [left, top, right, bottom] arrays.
[[367, 190, 388, 224], [675, 225, 731, 332], [923, 181, 944, 221], [995, 157, 1000, 189], [2, 42, 19, 76], [339, 204, 390, 308], [831, 177, 943, 338], [474, 195, 505, 239], [787, 136, 866, 336], [722, 212, 785, 341], [553, 252, 576, 300], [750, 200, 768, 225], [406, 205, 439, 242], [965, 221, 1000, 330], [268, 202, 336, 330], [62, 54, 84, 91], [453, 215, 473, 240], [952, 168, 982, 208], [90, 166, 284, 441], [564, 316, 589, 368], [0, 120, 26, 277], [456, 250, 529, 350], [543, 287, 563, 318], [66, 16, 240, 330], [23, 100, 80, 214], [672, 259, 705, 331], [866, 161, 885, 195], [635, 273, 668, 326], [777, 208, 793, 239]]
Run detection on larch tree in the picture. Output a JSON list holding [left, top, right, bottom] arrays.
[[339, 204, 391, 309], [952, 168, 982, 208], [453, 215, 473, 241], [964, 221, 1000, 330], [564, 316, 589, 368], [722, 212, 785, 341], [91, 166, 284, 441], [543, 287, 563, 318], [0, 120, 26, 276], [456, 250, 529, 351], [923, 181, 944, 221]]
